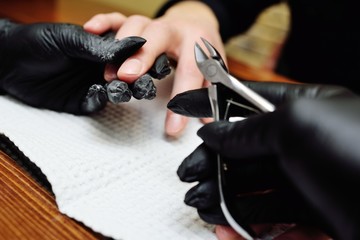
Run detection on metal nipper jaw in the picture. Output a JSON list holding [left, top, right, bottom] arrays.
[[194, 38, 275, 115]]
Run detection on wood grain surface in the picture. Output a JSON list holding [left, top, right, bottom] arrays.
[[0, 151, 107, 240]]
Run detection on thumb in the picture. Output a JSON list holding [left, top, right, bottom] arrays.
[[57, 24, 146, 63], [88, 36, 146, 64]]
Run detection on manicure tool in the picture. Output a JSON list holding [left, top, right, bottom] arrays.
[[194, 38, 291, 240]]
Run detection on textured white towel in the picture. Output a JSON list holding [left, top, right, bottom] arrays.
[[0, 78, 216, 240]]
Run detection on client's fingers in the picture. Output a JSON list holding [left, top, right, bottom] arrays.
[[117, 20, 173, 82], [83, 12, 127, 34]]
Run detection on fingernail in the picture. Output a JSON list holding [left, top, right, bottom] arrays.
[[166, 113, 186, 137], [149, 53, 171, 79], [119, 59, 143, 76]]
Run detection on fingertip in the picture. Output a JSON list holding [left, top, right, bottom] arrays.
[[216, 225, 245, 240], [83, 18, 104, 34], [84, 12, 126, 34], [165, 111, 188, 138], [117, 58, 144, 82]]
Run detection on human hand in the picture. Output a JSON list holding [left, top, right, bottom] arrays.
[[168, 81, 360, 240], [215, 225, 331, 240], [0, 20, 152, 114], [84, 1, 224, 137]]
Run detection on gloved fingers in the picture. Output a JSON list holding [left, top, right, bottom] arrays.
[[224, 155, 288, 194], [81, 84, 108, 113], [178, 142, 285, 192], [177, 143, 216, 182], [118, 53, 171, 100], [196, 190, 312, 226], [228, 190, 324, 226], [197, 118, 277, 159], [130, 74, 156, 100], [105, 80, 132, 103], [183, 175, 323, 230], [93, 53, 170, 105], [105, 52, 171, 82], [167, 88, 212, 118], [91, 36, 146, 65], [81, 73, 157, 113], [167, 81, 355, 119], [184, 179, 219, 210], [167, 87, 258, 118], [104, 71, 163, 103], [106, 52, 171, 100], [198, 206, 228, 225], [148, 53, 171, 80], [184, 179, 300, 224], [59, 24, 146, 64], [181, 158, 288, 211], [102, 74, 157, 104], [100, 30, 117, 40]]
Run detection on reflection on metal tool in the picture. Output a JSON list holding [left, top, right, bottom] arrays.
[[195, 37, 291, 240], [194, 39, 275, 113]]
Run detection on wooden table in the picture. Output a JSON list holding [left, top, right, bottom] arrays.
[[0, 149, 107, 239]]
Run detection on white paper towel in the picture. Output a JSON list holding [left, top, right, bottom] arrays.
[[0, 78, 216, 240]]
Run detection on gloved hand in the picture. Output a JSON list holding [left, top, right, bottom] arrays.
[[0, 19, 170, 114], [168, 81, 360, 240]]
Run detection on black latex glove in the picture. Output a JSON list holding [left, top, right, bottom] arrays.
[[168, 81, 360, 240], [106, 51, 171, 102], [0, 19, 170, 114]]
